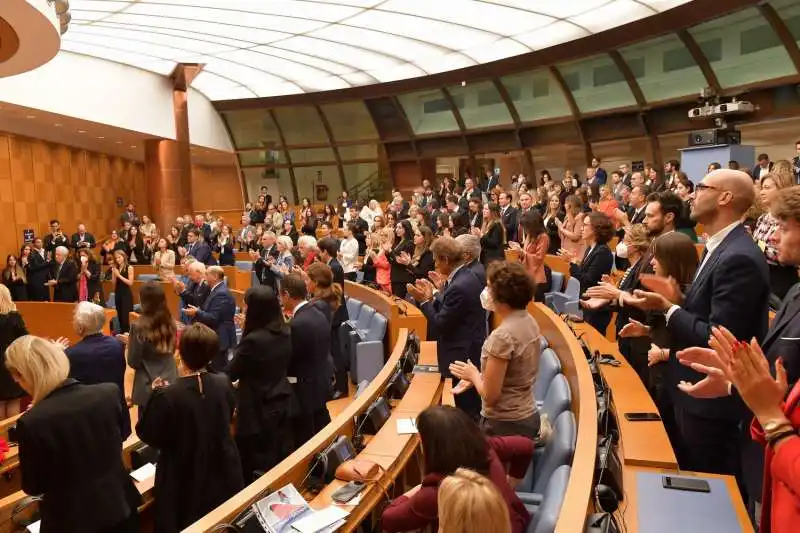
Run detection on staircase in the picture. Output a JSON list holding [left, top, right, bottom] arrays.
[[349, 170, 393, 205]]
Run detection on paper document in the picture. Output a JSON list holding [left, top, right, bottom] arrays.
[[291, 505, 349, 533], [396, 418, 418, 434], [130, 462, 156, 482], [26, 521, 40, 533]]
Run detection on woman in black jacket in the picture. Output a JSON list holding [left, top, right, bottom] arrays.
[[561, 211, 614, 334], [137, 324, 244, 532], [388, 219, 415, 298], [229, 286, 295, 481], [407, 225, 435, 280], [0, 285, 27, 418], [126, 226, 145, 265], [213, 224, 236, 266], [478, 203, 506, 265], [7, 335, 141, 533]]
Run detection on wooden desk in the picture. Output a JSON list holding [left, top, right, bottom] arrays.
[[618, 466, 753, 533], [184, 329, 412, 532], [344, 281, 427, 347], [572, 322, 678, 470], [15, 303, 116, 345], [101, 280, 182, 319], [308, 342, 442, 533]]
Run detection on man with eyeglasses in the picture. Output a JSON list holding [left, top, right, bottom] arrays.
[[628, 169, 769, 482]]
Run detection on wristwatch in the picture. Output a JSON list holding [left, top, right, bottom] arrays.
[[763, 419, 795, 446]]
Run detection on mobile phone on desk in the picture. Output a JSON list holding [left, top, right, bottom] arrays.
[[624, 412, 661, 422], [662, 475, 710, 493], [332, 481, 366, 503]]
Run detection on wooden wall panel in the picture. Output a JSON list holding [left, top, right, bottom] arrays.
[[0, 133, 146, 262], [191, 164, 243, 212]]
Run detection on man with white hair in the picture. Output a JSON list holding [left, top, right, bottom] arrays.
[[454, 233, 486, 283], [173, 260, 210, 312], [64, 301, 130, 437], [297, 235, 318, 270], [47, 245, 78, 302]]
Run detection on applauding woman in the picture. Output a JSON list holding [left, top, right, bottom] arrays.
[[2, 254, 27, 302], [509, 211, 549, 302], [76, 249, 102, 303], [111, 250, 134, 333], [388, 220, 415, 298], [477, 203, 506, 265]]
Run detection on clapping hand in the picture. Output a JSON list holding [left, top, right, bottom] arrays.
[[449, 359, 480, 384], [52, 337, 70, 349], [557, 248, 576, 263], [184, 305, 199, 317], [583, 281, 620, 301], [234, 313, 245, 328], [151, 377, 170, 390], [618, 318, 650, 338], [729, 339, 788, 423], [639, 274, 683, 305], [398, 251, 411, 265], [580, 298, 609, 311], [470, 227, 481, 237], [428, 271, 446, 290], [406, 278, 434, 303], [116, 333, 129, 345], [451, 379, 475, 395], [627, 289, 671, 312]]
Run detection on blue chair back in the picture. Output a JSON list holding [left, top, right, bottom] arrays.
[[533, 411, 576, 494], [534, 348, 561, 401], [541, 374, 571, 423], [526, 465, 571, 533]]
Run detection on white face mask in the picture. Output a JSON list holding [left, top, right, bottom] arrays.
[[615, 242, 629, 259], [480, 287, 495, 311]]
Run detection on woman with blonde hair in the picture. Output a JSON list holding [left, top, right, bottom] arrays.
[[7, 335, 141, 532], [0, 285, 27, 418], [438, 468, 511, 533], [753, 170, 798, 298]]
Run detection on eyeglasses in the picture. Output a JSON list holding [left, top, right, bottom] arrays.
[[695, 183, 722, 192]]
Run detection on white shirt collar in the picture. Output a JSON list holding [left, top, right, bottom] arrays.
[[704, 220, 741, 257], [293, 300, 307, 315]]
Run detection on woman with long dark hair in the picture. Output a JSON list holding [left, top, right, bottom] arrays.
[[127, 281, 178, 415], [300, 197, 317, 236], [214, 224, 236, 266], [382, 406, 532, 533], [509, 211, 549, 302], [2, 255, 27, 302], [477, 203, 506, 265], [76, 248, 102, 303], [230, 285, 295, 481], [111, 250, 134, 333], [388, 219, 415, 298], [126, 226, 145, 265]]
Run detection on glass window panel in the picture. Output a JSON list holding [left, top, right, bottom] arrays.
[[688, 7, 794, 88], [293, 165, 339, 201], [620, 34, 705, 102], [238, 150, 284, 168], [343, 162, 380, 192], [288, 147, 337, 164], [321, 102, 379, 141], [557, 55, 635, 113], [272, 106, 329, 145], [337, 144, 377, 161], [500, 70, 571, 122], [222, 110, 282, 150], [446, 81, 513, 129], [243, 167, 291, 205], [766, 0, 800, 45], [397, 90, 459, 135]]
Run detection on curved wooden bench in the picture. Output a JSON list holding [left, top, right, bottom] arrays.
[[308, 341, 442, 532], [184, 328, 412, 532], [14, 302, 116, 346], [545, 255, 571, 282]]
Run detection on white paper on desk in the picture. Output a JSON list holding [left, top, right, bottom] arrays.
[[291, 505, 349, 533], [130, 462, 156, 482], [335, 494, 362, 507], [26, 521, 40, 533], [396, 418, 418, 434]]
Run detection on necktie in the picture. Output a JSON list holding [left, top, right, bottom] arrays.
[[56, 263, 62, 280]]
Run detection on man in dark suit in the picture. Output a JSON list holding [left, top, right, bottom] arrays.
[[192, 214, 213, 244], [120, 202, 138, 226], [70, 224, 96, 253], [499, 191, 518, 243], [678, 185, 800, 511], [318, 238, 350, 397], [65, 301, 131, 438], [630, 169, 769, 480], [619, 163, 633, 188], [516, 191, 534, 242], [173, 260, 211, 316], [346, 207, 369, 255], [185, 266, 236, 373], [47, 246, 78, 302], [626, 185, 649, 225], [26, 237, 51, 301], [252, 232, 280, 292], [407, 237, 486, 418], [44, 219, 69, 261], [283, 273, 334, 444], [752, 153, 773, 181], [183, 229, 215, 266], [458, 178, 482, 212], [484, 170, 499, 196]]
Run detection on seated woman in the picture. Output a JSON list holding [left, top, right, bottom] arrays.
[[450, 262, 541, 439], [381, 406, 532, 533], [137, 323, 243, 532], [230, 286, 294, 481], [438, 468, 511, 533], [7, 336, 141, 532]]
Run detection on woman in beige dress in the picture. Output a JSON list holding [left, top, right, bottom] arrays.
[[556, 194, 585, 260], [152, 238, 176, 279]]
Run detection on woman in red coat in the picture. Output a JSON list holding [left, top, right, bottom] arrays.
[[381, 406, 532, 533]]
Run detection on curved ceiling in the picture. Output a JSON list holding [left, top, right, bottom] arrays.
[[62, 0, 692, 100]]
